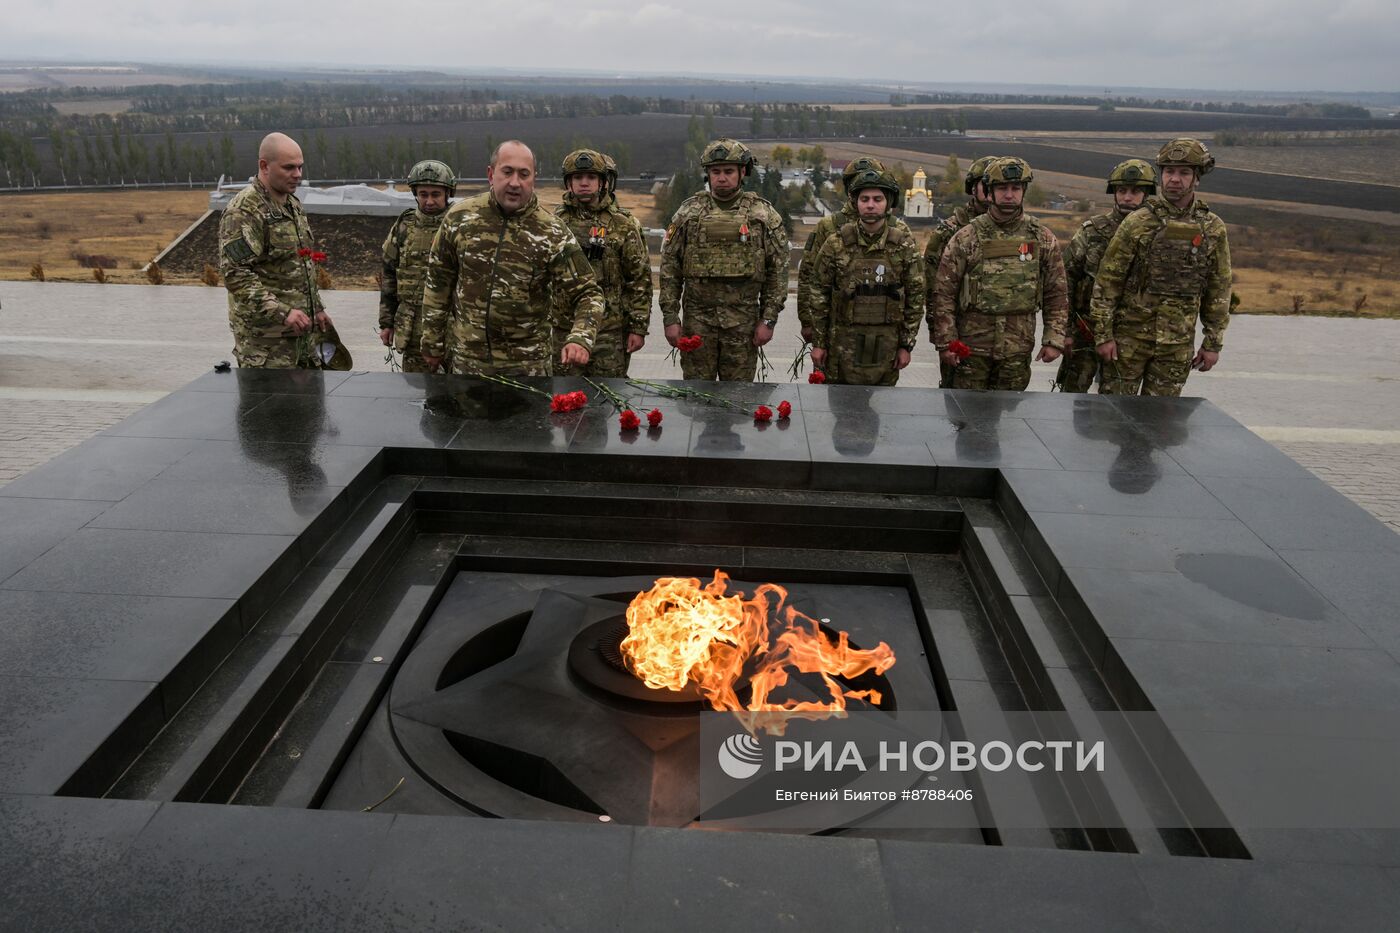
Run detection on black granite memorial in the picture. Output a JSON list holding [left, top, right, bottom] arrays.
[[4, 369, 1400, 929]]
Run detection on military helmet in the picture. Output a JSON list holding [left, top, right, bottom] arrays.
[[842, 156, 887, 191], [601, 152, 620, 192], [1106, 159, 1157, 194], [700, 138, 756, 176], [407, 159, 455, 192], [983, 157, 1034, 187], [964, 155, 999, 195], [562, 148, 609, 189], [1156, 137, 1215, 175], [847, 168, 901, 210]]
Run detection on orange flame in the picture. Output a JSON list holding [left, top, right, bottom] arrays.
[[621, 571, 895, 735]]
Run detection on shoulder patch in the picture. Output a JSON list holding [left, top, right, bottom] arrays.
[[222, 235, 255, 264]]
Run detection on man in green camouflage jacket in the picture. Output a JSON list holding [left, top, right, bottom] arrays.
[[660, 139, 788, 381], [219, 132, 335, 369], [808, 169, 923, 386], [924, 155, 997, 387], [1092, 138, 1232, 396], [797, 155, 911, 344], [1057, 159, 1156, 392], [552, 148, 652, 377], [419, 140, 603, 377], [931, 157, 1068, 391], [380, 159, 455, 373]]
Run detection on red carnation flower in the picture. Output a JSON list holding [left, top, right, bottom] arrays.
[[311, 251, 328, 264], [678, 335, 704, 353], [777, 400, 792, 420], [646, 408, 662, 427], [753, 405, 773, 422], [297, 247, 313, 258], [807, 370, 826, 384], [550, 391, 587, 413], [948, 340, 973, 360], [619, 409, 641, 430]]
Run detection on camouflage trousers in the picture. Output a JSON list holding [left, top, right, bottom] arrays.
[[552, 325, 630, 378], [1097, 338, 1192, 397], [950, 353, 1032, 391], [394, 324, 433, 373], [448, 350, 552, 378], [233, 335, 322, 370], [827, 325, 901, 387], [679, 317, 758, 382], [1056, 345, 1101, 393]]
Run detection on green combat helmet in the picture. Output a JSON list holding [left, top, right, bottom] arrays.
[[561, 148, 609, 189], [1106, 158, 1157, 194], [1156, 138, 1215, 175], [700, 138, 756, 177], [407, 159, 455, 193], [983, 157, 1034, 187], [964, 155, 999, 195], [847, 168, 902, 211], [841, 156, 887, 192]]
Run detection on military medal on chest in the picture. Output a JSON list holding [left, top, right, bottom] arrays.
[[587, 225, 606, 260], [739, 222, 749, 243], [874, 263, 886, 284], [1190, 233, 1203, 256], [1018, 242, 1032, 262]]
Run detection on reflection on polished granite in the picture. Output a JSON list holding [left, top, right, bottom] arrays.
[[3, 368, 1400, 929]]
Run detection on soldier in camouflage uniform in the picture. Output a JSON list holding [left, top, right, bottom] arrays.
[[219, 132, 335, 369], [924, 155, 997, 387], [1091, 138, 1232, 396], [931, 157, 1068, 391], [660, 139, 788, 381], [797, 156, 911, 344], [1056, 159, 1156, 392], [379, 159, 455, 373], [808, 169, 923, 386], [551, 148, 652, 377], [419, 140, 603, 376]]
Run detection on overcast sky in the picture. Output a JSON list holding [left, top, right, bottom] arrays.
[[4, 0, 1398, 93]]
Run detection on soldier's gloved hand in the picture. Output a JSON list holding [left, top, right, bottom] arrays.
[[1096, 340, 1118, 362], [561, 343, 591, 368], [895, 348, 912, 370], [285, 309, 312, 335], [1036, 346, 1062, 364], [314, 310, 334, 332], [810, 347, 828, 366], [379, 328, 394, 347], [626, 333, 646, 353], [800, 326, 814, 343], [1191, 348, 1220, 372], [752, 322, 775, 347], [664, 324, 681, 348]]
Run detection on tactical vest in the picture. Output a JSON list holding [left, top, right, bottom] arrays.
[[681, 196, 765, 282], [390, 209, 443, 349], [561, 208, 627, 312], [1072, 213, 1121, 311], [959, 214, 1042, 315], [835, 223, 908, 326], [1140, 200, 1212, 299]]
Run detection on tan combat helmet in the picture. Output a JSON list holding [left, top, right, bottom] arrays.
[[983, 157, 1034, 188], [700, 138, 756, 177], [847, 168, 902, 211], [1156, 138, 1215, 176], [407, 159, 455, 193], [964, 155, 999, 195], [562, 148, 612, 194], [1106, 159, 1157, 194], [841, 156, 887, 192], [600, 152, 620, 193]]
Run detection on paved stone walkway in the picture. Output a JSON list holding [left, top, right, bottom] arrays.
[[3, 281, 1399, 532]]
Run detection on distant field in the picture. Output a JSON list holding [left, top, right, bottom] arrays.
[[1052, 137, 1400, 188], [836, 107, 1392, 134]]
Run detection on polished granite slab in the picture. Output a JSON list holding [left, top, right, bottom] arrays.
[[3, 368, 1399, 928]]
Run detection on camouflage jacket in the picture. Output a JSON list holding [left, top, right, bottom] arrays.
[[1064, 209, 1127, 341], [931, 210, 1068, 354], [379, 206, 446, 347], [922, 202, 979, 333], [1089, 195, 1232, 352], [219, 180, 323, 337], [419, 192, 603, 365], [799, 203, 912, 332], [810, 220, 925, 351], [659, 190, 787, 328], [554, 192, 652, 336]]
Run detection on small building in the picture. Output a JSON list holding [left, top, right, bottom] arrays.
[[904, 168, 935, 221]]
